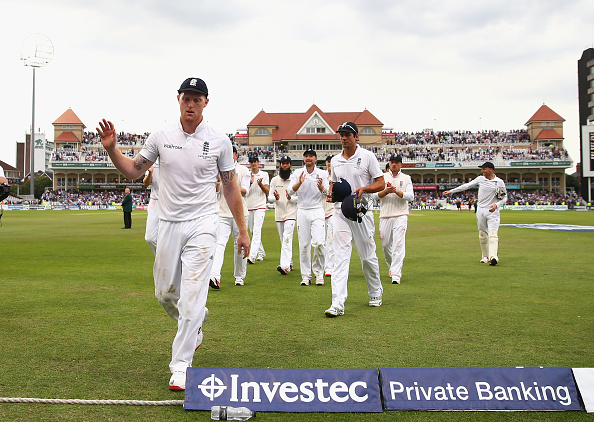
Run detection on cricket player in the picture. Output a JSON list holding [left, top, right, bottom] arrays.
[[288, 149, 329, 285], [374, 154, 414, 284], [444, 161, 507, 265], [244, 154, 270, 264], [143, 162, 159, 256], [268, 155, 297, 275], [97, 77, 250, 391], [323, 155, 335, 277], [325, 122, 384, 317], [210, 146, 250, 287]]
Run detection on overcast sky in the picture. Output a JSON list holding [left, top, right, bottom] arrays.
[[1, 0, 592, 172]]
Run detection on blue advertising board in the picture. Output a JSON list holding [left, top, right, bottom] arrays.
[[184, 368, 382, 412], [379, 367, 581, 411]]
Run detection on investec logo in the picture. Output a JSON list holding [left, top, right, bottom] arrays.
[[163, 143, 182, 149], [198, 373, 369, 403]]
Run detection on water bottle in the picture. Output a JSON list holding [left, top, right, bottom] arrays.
[[211, 405, 256, 420]]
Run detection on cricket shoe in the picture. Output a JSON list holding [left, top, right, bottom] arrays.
[[256, 253, 265, 261], [247, 258, 255, 265], [480, 257, 489, 264], [169, 370, 186, 391], [489, 256, 499, 266], [235, 279, 245, 286], [316, 278, 324, 286], [391, 277, 401, 285], [324, 306, 344, 317], [277, 265, 288, 275], [369, 296, 383, 307], [300, 280, 311, 286], [325, 272, 331, 277], [290, 265, 294, 271], [209, 277, 221, 289]]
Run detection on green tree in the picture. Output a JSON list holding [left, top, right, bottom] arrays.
[[566, 174, 580, 192], [15, 175, 53, 199]]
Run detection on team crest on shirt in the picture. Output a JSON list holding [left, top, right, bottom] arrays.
[[356, 158, 362, 169], [202, 141, 210, 159]]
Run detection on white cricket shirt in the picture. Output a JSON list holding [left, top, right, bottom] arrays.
[[140, 120, 234, 221], [149, 160, 160, 200], [218, 162, 250, 219], [244, 169, 270, 211], [330, 146, 383, 209], [449, 175, 507, 209], [288, 166, 329, 210], [268, 175, 297, 222], [375, 170, 414, 218]]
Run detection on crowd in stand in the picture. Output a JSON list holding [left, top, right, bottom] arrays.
[[387, 129, 530, 146], [51, 128, 567, 165], [82, 131, 149, 146], [419, 190, 587, 207], [40, 189, 151, 206]]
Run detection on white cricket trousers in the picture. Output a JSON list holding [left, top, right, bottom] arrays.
[[247, 209, 266, 260], [154, 214, 218, 373], [476, 206, 500, 233], [144, 199, 159, 256], [297, 208, 325, 281], [324, 215, 335, 275], [276, 220, 295, 270], [330, 210, 382, 310], [379, 215, 408, 280], [211, 216, 248, 282]]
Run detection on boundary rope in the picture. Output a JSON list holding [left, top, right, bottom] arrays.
[[0, 397, 183, 406]]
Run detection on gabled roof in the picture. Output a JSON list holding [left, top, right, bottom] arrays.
[[55, 131, 81, 143], [247, 105, 383, 142], [0, 159, 17, 171], [534, 128, 563, 140], [53, 109, 86, 127], [525, 105, 565, 125]]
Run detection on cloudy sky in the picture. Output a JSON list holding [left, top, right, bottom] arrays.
[[1, 0, 592, 172]]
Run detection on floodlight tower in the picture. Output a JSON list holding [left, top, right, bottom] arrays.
[[21, 33, 53, 198]]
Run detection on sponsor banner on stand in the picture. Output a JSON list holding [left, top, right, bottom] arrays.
[[184, 368, 382, 413], [379, 367, 581, 411]]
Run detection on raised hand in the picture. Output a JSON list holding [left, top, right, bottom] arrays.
[[96, 119, 117, 150]]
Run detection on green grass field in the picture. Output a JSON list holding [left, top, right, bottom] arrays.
[[0, 209, 593, 421]]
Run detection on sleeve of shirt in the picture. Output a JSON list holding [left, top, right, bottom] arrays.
[[239, 169, 250, 192], [368, 154, 384, 180], [218, 138, 235, 172], [402, 179, 414, 202], [319, 171, 329, 197], [140, 133, 159, 162], [288, 170, 300, 196], [450, 176, 482, 194], [267, 178, 277, 202]]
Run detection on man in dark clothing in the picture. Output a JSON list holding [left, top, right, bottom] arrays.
[[122, 187, 133, 229]]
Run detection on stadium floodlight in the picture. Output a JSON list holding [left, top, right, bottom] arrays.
[[21, 33, 53, 198]]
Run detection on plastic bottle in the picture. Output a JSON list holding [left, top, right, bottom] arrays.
[[210, 405, 256, 421]]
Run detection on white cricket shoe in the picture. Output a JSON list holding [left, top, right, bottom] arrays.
[[324, 306, 344, 317], [369, 296, 383, 307], [300, 280, 311, 286], [391, 277, 401, 285], [316, 278, 324, 285], [480, 257, 489, 264], [235, 279, 245, 286], [169, 370, 186, 391]]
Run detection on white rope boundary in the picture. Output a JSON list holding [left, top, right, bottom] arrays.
[[0, 397, 183, 406]]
